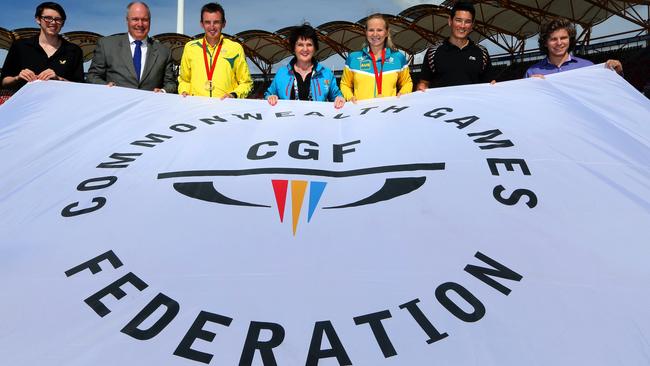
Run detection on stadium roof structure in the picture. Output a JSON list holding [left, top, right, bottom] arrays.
[[1, 1, 648, 74], [154, 33, 192, 65], [61, 31, 104, 61], [0, 27, 103, 62]]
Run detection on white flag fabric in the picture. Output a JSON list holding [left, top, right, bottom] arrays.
[[1, 65, 649, 365]]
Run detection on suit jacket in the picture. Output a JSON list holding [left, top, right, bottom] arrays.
[[87, 33, 177, 93]]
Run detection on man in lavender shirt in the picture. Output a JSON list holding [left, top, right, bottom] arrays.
[[525, 18, 623, 78]]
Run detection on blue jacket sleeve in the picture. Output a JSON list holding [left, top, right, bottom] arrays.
[[327, 72, 342, 101], [264, 73, 280, 98]]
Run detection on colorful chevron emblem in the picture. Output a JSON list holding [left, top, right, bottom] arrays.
[[160, 162, 445, 237], [272, 179, 327, 235]]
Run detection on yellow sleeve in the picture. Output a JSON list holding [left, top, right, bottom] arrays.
[[340, 66, 355, 101], [233, 46, 253, 98], [397, 66, 413, 95], [177, 44, 192, 95]]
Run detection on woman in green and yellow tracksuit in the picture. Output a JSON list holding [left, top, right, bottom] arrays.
[[340, 14, 413, 102]]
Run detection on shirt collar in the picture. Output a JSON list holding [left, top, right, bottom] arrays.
[[201, 35, 223, 49], [543, 54, 577, 67], [362, 46, 393, 58], [128, 33, 147, 46], [444, 38, 474, 50], [289, 57, 319, 68], [288, 57, 320, 76], [29, 34, 64, 47]]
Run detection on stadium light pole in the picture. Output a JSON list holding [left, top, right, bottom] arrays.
[[177, 0, 184, 34]]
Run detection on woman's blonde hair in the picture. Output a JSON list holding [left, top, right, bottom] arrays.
[[365, 13, 396, 51]]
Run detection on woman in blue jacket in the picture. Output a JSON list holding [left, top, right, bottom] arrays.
[[265, 24, 345, 108]]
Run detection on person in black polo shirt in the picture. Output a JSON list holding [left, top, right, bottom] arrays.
[[417, 1, 491, 90], [1, 2, 83, 90]]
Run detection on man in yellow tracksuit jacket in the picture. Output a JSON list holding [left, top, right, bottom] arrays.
[[178, 3, 252, 99]]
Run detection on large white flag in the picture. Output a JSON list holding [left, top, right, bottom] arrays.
[[1, 65, 649, 365]]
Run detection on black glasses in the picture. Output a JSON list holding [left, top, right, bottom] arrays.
[[40, 16, 64, 24]]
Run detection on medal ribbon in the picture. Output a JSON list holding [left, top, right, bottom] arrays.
[[369, 48, 386, 96], [202, 37, 223, 89]]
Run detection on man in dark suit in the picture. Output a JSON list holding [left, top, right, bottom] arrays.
[[87, 1, 176, 93]]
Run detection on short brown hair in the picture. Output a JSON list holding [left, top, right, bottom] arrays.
[[201, 3, 225, 23], [538, 17, 577, 55], [36, 2, 67, 22]]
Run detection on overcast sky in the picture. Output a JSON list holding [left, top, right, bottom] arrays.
[[0, 1, 646, 70]]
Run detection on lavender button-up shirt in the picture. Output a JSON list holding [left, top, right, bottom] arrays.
[[525, 55, 593, 78]]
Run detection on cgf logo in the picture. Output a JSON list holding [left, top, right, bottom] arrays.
[[158, 140, 445, 235]]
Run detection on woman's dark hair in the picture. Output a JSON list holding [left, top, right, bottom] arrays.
[[35, 2, 66, 21], [289, 23, 319, 51], [538, 17, 577, 55]]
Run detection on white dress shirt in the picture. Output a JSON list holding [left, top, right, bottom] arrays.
[[127, 33, 148, 80]]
